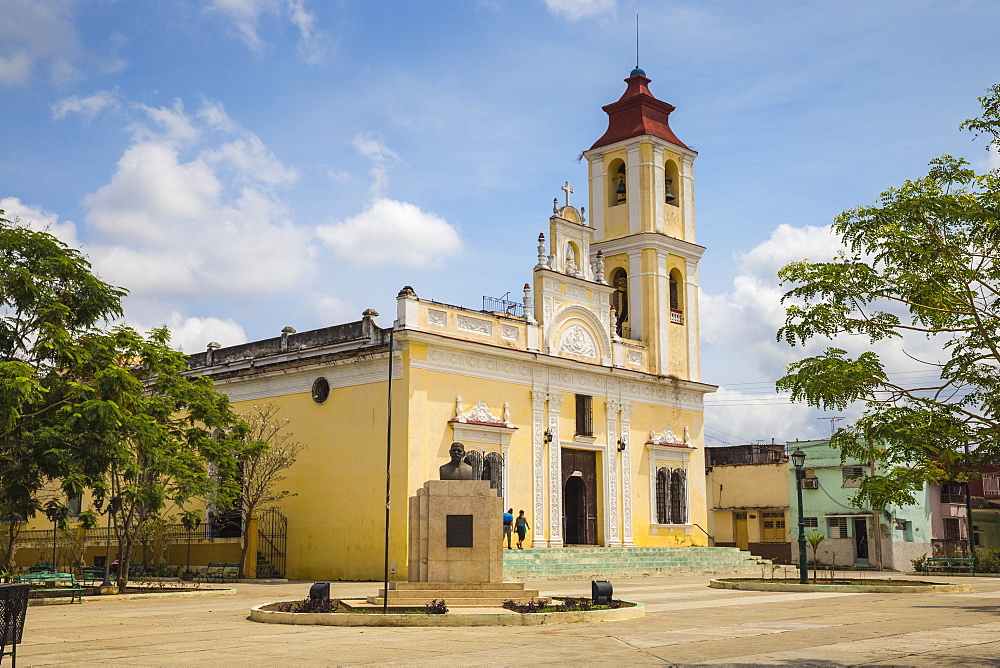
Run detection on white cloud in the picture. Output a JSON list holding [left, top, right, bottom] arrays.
[[52, 89, 120, 121], [79, 98, 315, 313], [287, 0, 328, 64], [0, 0, 80, 85], [542, 0, 617, 22], [0, 197, 80, 248], [207, 0, 329, 62], [701, 221, 954, 443], [316, 198, 462, 269], [353, 133, 399, 199], [155, 313, 248, 353], [704, 388, 819, 445], [134, 99, 201, 145]]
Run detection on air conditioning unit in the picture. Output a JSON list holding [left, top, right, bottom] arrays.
[[801, 479, 819, 490]]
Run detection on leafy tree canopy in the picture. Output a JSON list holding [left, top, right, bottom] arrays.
[[0, 213, 247, 581], [777, 84, 1000, 507]]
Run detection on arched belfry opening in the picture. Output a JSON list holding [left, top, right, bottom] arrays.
[[664, 159, 680, 206], [609, 159, 627, 207], [669, 268, 684, 325], [610, 267, 629, 337]]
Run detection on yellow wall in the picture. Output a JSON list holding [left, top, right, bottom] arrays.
[[707, 463, 790, 545]]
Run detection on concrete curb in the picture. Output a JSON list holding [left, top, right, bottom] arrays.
[[709, 579, 973, 594], [249, 599, 645, 627]]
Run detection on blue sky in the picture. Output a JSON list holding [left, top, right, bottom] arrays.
[[3, 0, 1000, 445]]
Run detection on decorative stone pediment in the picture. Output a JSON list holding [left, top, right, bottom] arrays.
[[451, 397, 514, 428], [559, 325, 596, 357], [648, 425, 692, 447]]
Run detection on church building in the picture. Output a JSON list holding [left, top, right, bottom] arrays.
[[187, 67, 715, 581]]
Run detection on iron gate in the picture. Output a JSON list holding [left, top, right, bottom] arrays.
[[257, 508, 287, 578]]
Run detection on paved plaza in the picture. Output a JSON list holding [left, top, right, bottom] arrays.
[[16, 573, 1000, 666]]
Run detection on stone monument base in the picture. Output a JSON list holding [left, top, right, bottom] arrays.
[[408, 479, 504, 583], [366, 582, 548, 607]]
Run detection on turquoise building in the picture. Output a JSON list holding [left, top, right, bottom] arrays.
[[787, 440, 938, 571]]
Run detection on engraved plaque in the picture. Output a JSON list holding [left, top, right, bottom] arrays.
[[446, 514, 474, 548]]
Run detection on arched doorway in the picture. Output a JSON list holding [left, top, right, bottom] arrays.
[[562, 448, 598, 545]]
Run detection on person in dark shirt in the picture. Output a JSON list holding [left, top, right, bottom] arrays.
[[502, 508, 514, 549]]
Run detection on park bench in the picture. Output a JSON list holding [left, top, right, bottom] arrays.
[[922, 557, 976, 576], [27, 561, 54, 573], [17, 572, 83, 603], [81, 566, 105, 586], [197, 562, 239, 583]]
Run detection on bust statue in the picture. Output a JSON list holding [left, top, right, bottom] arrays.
[[439, 441, 475, 480]]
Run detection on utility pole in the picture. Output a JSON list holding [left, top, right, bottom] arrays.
[[817, 416, 845, 439]]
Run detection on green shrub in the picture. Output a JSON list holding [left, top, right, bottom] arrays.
[[974, 548, 1000, 573]]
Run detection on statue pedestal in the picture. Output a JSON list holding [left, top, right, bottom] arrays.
[[368, 480, 545, 607], [408, 479, 503, 583]]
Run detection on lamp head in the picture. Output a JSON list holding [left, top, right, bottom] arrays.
[[791, 449, 806, 469]]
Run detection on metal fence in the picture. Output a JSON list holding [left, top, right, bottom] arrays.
[[13, 521, 244, 548], [482, 295, 524, 317]]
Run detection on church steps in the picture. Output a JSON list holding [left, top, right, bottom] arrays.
[[502, 546, 768, 580]]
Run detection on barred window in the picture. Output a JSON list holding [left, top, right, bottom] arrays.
[[828, 517, 849, 538], [842, 467, 864, 488], [670, 469, 687, 524], [575, 394, 593, 437], [464, 449, 504, 498], [655, 468, 669, 524], [803, 516, 819, 528]]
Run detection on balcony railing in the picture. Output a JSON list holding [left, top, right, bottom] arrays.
[[670, 309, 684, 325], [940, 493, 967, 504], [482, 295, 524, 317]]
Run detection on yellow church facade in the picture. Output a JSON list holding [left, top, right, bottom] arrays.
[[187, 67, 715, 581]]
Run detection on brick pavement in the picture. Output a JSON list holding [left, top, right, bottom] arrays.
[[15, 573, 1000, 666]]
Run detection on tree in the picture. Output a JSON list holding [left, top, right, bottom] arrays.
[[777, 84, 1000, 508], [234, 403, 306, 578], [97, 326, 247, 591], [0, 212, 126, 568], [0, 213, 247, 588], [806, 530, 826, 582]]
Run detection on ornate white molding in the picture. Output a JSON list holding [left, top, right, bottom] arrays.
[[452, 398, 513, 428], [428, 309, 446, 327], [413, 345, 708, 411], [531, 390, 547, 547], [548, 393, 564, 547], [501, 324, 518, 341], [559, 325, 597, 357], [647, 444, 693, 529], [648, 425, 691, 446], [457, 315, 492, 335], [620, 400, 635, 547], [604, 400, 621, 547]]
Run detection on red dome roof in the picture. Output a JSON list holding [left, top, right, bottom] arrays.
[[590, 72, 689, 151]]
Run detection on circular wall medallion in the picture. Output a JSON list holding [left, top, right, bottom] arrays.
[[311, 377, 330, 404]]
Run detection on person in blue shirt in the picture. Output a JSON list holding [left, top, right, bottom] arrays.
[[503, 508, 514, 549]]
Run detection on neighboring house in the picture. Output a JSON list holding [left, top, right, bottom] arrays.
[[787, 440, 933, 572], [706, 443, 791, 563], [930, 480, 969, 557], [970, 465, 1000, 551]]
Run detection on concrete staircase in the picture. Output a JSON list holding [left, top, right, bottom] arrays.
[[503, 546, 769, 580], [367, 582, 549, 607]]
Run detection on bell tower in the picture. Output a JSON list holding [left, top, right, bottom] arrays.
[[585, 68, 703, 380]]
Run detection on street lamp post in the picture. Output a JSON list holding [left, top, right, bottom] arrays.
[[791, 448, 808, 584], [94, 496, 122, 588], [43, 504, 67, 572]]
